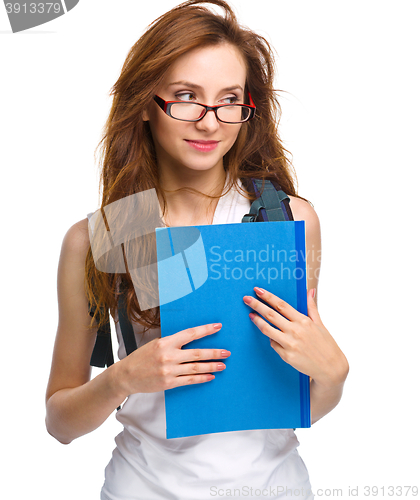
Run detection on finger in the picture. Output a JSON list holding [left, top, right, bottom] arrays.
[[172, 372, 216, 388], [173, 323, 223, 348], [269, 338, 287, 360], [249, 312, 287, 348], [307, 288, 322, 325], [179, 347, 231, 364], [175, 360, 227, 377], [253, 287, 303, 323], [243, 294, 291, 332]]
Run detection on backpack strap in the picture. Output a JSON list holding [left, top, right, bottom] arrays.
[[89, 305, 114, 368], [89, 283, 138, 368], [242, 178, 294, 222], [117, 281, 138, 357]]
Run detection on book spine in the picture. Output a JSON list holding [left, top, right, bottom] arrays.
[[295, 220, 307, 316], [295, 221, 311, 427]]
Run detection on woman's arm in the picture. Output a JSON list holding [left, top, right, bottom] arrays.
[[290, 196, 349, 424], [45, 219, 128, 444], [46, 219, 231, 444], [242, 197, 349, 424]]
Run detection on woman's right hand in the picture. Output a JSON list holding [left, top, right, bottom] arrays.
[[113, 323, 231, 396]]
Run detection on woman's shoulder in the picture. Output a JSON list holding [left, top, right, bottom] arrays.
[[288, 196, 321, 254], [288, 196, 320, 227], [60, 218, 90, 261]]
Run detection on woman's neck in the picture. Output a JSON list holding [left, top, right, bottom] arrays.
[[159, 167, 227, 227]]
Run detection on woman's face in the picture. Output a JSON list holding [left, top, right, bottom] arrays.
[[144, 43, 247, 179]]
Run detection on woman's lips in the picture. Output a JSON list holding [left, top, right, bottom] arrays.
[[185, 140, 219, 152]]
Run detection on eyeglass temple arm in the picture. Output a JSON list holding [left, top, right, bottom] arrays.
[[153, 95, 168, 112]]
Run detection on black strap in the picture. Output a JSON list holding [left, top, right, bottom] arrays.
[[117, 282, 138, 357], [89, 306, 114, 368], [269, 179, 294, 221], [241, 178, 294, 222]]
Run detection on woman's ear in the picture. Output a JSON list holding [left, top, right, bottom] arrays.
[[142, 101, 151, 122]]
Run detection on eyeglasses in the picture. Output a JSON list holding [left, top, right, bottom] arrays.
[[153, 92, 256, 124]]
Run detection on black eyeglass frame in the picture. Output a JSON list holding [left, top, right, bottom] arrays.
[[153, 92, 256, 124]]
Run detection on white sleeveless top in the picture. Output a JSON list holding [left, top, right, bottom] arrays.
[[90, 179, 314, 500]]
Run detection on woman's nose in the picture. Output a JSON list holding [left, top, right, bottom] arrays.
[[194, 109, 219, 132]]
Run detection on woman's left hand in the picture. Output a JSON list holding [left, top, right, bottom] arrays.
[[243, 287, 348, 389]]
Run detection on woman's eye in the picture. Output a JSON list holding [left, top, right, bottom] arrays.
[[175, 92, 195, 101], [222, 95, 239, 104]]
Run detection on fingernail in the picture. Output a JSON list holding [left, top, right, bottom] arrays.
[[255, 287, 265, 295], [213, 323, 222, 329], [217, 363, 226, 370], [243, 296, 252, 304], [311, 288, 316, 299], [220, 350, 231, 357]]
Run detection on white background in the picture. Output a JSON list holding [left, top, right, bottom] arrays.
[[1, 1, 419, 498]]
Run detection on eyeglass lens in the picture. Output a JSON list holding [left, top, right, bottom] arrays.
[[170, 103, 251, 123]]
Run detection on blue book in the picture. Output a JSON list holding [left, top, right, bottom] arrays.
[[155, 221, 310, 439]]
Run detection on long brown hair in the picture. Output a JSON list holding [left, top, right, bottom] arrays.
[[85, 0, 301, 331]]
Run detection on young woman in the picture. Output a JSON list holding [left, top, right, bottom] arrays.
[[45, 1, 349, 498]]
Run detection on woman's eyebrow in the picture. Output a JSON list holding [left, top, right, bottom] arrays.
[[167, 80, 243, 92]]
